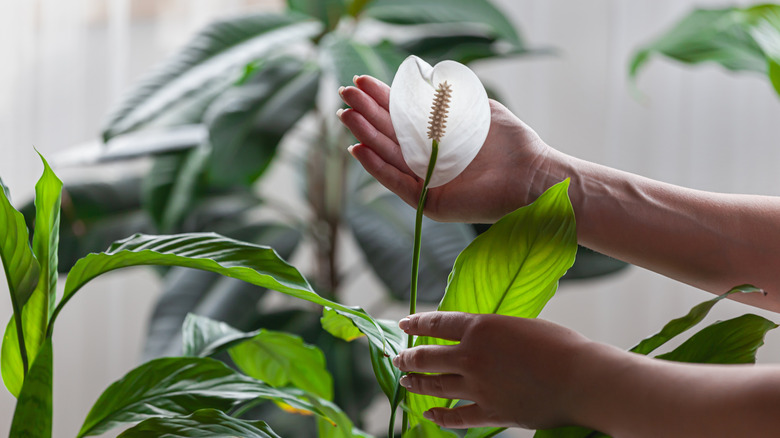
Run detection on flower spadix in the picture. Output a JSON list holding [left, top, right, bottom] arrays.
[[389, 55, 490, 188]]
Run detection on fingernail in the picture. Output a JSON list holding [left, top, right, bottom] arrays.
[[353, 75, 360, 84], [398, 317, 410, 331], [347, 143, 358, 154], [336, 108, 344, 118], [399, 375, 411, 389], [392, 355, 400, 367], [338, 86, 345, 96], [423, 410, 434, 420]]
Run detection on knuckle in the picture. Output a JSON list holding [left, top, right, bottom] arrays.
[[426, 312, 444, 333]]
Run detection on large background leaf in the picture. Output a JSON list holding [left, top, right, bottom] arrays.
[[629, 5, 780, 97], [204, 57, 319, 186], [347, 194, 475, 302], [363, 0, 523, 49], [102, 13, 321, 140]]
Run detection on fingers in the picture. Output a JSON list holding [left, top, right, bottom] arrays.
[[354, 75, 390, 110], [338, 108, 412, 176], [425, 404, 489, 429], [398, 311, 471, 341], [348, 144, 419, 206], [400, 373, 467, 399], [339, 83, 397, 143], [393, 344, 463, 374]]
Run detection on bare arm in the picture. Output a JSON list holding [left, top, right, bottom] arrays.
[[339, 76, 780, 311], [395, 312, 780, 437]]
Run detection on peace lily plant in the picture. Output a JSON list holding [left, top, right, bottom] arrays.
[[387, 55, 492, 435]]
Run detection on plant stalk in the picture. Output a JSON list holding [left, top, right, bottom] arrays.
[[10, 299, 28, 377], [397, 140, 439, 437]]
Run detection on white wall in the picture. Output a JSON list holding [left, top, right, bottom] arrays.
[[1, 0, 780, 437]]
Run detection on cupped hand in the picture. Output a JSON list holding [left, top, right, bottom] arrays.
[[392, 311, 599, 430], [338, 75, 552, 224]]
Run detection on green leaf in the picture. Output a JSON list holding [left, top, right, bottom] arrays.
[[319, 35, 406, 85], [628, 4, 780, 97], [229, 329, 334, 400], [367, 320, 405, 403], [398, 33, 523, 66], [656, 314, 777, 364], [363, 0, 523, 48], [78, 356, 333, 437], [739, 5, 780, 96], [118, 409, 282, 438], [321, 307, 365, 342], [204, 57, 319, 186], [142, 145, 211, 232], [0, 175, 39, 310], [410, 180, 577, 424], [347, 194, 475, 303], [287, 0, 346, 31], [144, 223, 301, 359], [630, 285, 764, 355], [52, 233, 395, 357], [5, 154, 63, 401], [403, 421, 458, 438], [0, 174, 40, 397], [9, 337, 53, 438], [102, 13, 321, 140], [182, 313, 250, 357]]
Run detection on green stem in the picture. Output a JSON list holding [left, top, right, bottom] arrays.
[[11, 299, 28, 377], [396, 140, 439, 437]]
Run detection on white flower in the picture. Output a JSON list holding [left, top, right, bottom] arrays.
[[389, 55, 491, 188]]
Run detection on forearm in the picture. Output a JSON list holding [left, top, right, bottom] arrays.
[[529, 147, 780, 311], [575, 344, 780, 437]]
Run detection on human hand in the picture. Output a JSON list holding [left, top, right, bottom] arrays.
[[392, 311, 603, 430], [338, 75, 552, 224]]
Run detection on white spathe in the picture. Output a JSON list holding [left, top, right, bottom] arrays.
[[389, 55, 491, 188]]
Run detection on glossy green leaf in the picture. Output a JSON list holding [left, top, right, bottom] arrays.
[[367, 320, 405, 404], [183, 315, 336, 400], [118, 409, 282, 438], [657, 314, 777, 364], [144, 223, 301, 359], [363, 0, 523, 48], [629, 5, 780, 97], [204, 57, 319, 186], [410, 180, 577, 424], [630, 285, 764, 355], [287, 0, 346, 31], [102, 13, 321, 140], [230, 329, 334, 400], [319, 35, 406, 85], [347, 194, 475, 303], [321, 307, 365, 342], [0, 174, 40, 397], [51, 233, 395, 357], [9, 337, 53, 438], [398, 33, 522, 66], [0, 175, 39, 310], [78, 356, 333, 437]]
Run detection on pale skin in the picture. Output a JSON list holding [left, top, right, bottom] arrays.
[[338, 75, 780, 436]]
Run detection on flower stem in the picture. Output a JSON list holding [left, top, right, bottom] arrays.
[[398, 139, 439, 436]]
